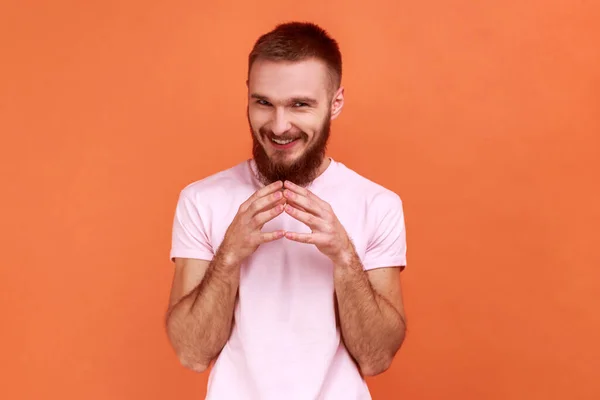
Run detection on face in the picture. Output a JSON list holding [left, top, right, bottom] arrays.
[[247, 58, 344, 186]]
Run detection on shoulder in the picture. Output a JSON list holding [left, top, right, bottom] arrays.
[[331, 160, 403, 209], [178, 160, 254, 205]]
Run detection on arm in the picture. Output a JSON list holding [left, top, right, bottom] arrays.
[[165, 180, 287, 372], [333, 252, 405, 376], [165, 255, 240, 373], [281, 180, 407, 376]]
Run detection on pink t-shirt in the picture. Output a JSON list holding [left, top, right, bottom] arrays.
[[170, 158, 407, 400]]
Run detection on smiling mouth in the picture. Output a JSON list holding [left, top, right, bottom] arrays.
[[271, 137, 299, 145]]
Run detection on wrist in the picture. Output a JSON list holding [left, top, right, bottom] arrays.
[[331, 244, 361, 272], [215, 248, 241, 272]]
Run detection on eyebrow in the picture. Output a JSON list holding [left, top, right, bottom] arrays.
[[250, 93, 319, 106], [291, 96, 318, 106]]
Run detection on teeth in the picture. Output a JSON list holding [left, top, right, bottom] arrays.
[[272, 138, 295, 145]]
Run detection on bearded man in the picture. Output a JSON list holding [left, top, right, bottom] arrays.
[[165, 21, 408, 400]]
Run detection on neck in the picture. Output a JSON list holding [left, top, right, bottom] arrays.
[[250, 155, 332, 187], [315, 156, 332, 179]]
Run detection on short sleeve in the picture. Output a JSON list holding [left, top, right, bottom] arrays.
[[169, 190, 215, 262], [362, 192, 407, 271]]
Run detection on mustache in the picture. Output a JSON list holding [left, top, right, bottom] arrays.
[[258, 128, 307, 142]]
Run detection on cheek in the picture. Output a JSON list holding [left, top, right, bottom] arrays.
[[293, 114, 323, 139], [248, 110, 267, 133]]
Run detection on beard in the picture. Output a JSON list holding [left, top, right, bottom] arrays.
[[250, 111, 331, 187]]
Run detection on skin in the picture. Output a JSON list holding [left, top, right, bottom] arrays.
[[282, 180, 406, 375], [248, 58, 343, 185], [165, 181, 287, 372], [165, 57, 406, 376]]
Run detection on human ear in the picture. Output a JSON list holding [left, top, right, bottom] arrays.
[[330, 87, 345, 120]]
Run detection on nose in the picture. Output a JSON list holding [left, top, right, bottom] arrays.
[[270, 107, 292, 136]]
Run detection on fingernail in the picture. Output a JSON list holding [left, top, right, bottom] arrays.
[[274, 191, 282, 199]]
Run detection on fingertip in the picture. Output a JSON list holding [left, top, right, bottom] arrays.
[[268, 180, 282, 189]]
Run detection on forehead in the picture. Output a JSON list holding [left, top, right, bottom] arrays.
[[248, 58, 330, 101]]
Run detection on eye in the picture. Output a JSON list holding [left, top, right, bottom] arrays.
[[293, 102, 308, 108], [256, 99, 271, 106]]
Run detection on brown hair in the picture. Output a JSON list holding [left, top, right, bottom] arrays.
[[248, 22, 343, 91]]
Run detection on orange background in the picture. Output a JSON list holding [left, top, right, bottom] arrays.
[[1, 0, 599, 399]]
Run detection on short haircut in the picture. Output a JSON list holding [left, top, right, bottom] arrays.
[[248, 22, 343, 91]]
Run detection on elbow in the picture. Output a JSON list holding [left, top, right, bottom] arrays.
[[360, 326, 406, 376], [178, 354, 209, 373], [359, 356, 393, 377], [358, 318, 406, 377], [165, 320, 210, 374], [170, 343, 211, 373], [359, 342, 403, 377]]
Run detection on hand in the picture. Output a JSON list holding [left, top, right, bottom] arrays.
[[218, 181, 286, 267], [282, 180, 353, 264]]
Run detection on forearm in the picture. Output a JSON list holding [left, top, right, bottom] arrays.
[[334, 252, 405, 376], [166, 252, 240, 371]]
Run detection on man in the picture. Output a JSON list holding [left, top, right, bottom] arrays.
[[165, 22, 407, 399]]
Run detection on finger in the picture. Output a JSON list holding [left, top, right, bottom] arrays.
[[283, 189, 324, 217], [284, 204, 327, 230], [293, 203, 307, 213], [284, 231, 314, 244], [252, 203, 285, 228], [242, 181, 283, 209], [257, 180, 284, 197], [260, 230, 286, 243], [283, 181, 328, 206], [283, 181, 330, 214], [249, 190, 285, 216], [282, 180, 306, 195]]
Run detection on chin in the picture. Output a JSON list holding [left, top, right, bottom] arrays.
[[269, 149, 304, 163], [269, 157, 296, 169]]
